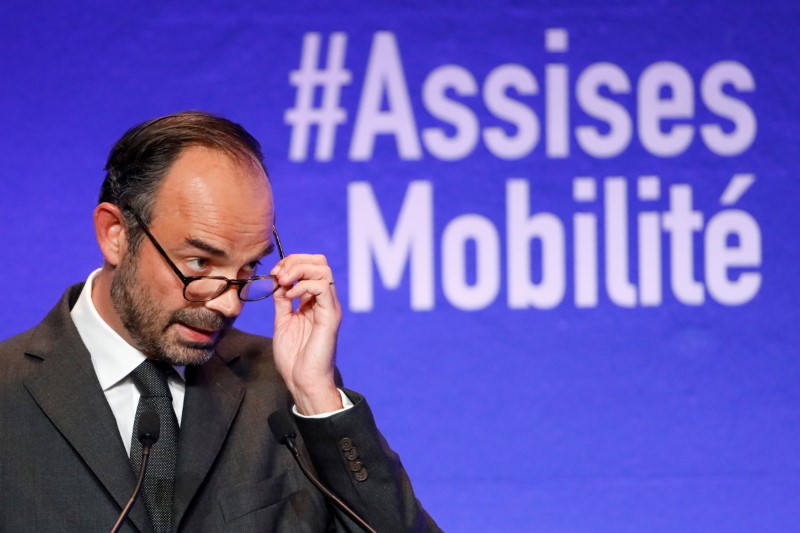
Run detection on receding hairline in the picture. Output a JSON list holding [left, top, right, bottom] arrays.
[[169, 142, 269, 181], [148, 143, 273, 216]]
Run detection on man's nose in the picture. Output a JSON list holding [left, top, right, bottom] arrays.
[[204, 284, 243, 318]]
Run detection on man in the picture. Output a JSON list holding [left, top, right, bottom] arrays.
[[0, 112, 439, 532]]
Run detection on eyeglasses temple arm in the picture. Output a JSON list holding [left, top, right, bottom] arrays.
[[272, 225, 286, 260]]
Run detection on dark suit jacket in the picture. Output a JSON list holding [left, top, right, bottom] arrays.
[[0, 284, 439, 532]]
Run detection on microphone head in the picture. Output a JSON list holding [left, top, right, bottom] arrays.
[[267, 410, 296, 444], [138, 410, 160, 448]]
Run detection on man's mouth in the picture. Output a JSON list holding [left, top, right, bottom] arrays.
[[176, 322, 218, 344]]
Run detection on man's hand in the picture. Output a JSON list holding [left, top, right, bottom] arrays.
[[270, 254, 343, 415]]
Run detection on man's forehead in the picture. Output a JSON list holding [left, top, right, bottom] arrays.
[[160, 145, 269, 187], [153, 146, 273, 219]]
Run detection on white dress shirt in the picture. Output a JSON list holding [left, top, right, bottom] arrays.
[[70, 269, 351, 454], [70, 270, 187, 454]]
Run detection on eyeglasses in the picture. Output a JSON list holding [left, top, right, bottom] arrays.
[[125, 209, 286, 303]]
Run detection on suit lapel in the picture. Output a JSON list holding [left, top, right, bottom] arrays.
[[172, 353, 244, 528], [22, 285, 153, 533]]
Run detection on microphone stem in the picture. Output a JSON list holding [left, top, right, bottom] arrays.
[[110, 446, 151, 533], [284, 436, 377, 533]]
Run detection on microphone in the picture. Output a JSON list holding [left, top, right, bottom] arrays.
[[268, 410, 377, 533], [110, 411, 161, 533], [138, 410, 160, 447]]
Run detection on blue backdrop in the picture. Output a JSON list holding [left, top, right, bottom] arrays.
[[2, 1, 799, 530]]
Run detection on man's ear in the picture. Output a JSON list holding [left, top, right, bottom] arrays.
[[94, 202, 129, 266]]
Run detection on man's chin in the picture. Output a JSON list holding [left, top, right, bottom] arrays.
[[156, 329, 220, 365], [157, 342, 216, 366]]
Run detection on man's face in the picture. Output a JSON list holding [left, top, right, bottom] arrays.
[[110, 146, 274, 365]]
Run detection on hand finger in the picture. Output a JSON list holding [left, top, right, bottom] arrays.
[[290, 283, 340, 323], [272, 284, 295, 319], [284, 279, 338, 304], [273, 263, 334, 287], [270, 253, 329, 276]]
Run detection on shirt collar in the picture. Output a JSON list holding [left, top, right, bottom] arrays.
[[70, 268, 185, 391]]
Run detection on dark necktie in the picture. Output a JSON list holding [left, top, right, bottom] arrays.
[[129, 360, 179, 533]]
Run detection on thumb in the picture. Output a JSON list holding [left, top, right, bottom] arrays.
[[272, 285, 294, 324]]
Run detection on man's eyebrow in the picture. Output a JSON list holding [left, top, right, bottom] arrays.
[[184, 238, 276, 260], [185, 237, 227, 258]]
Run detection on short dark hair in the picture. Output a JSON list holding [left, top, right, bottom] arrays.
[[99, 111, 267, 250]]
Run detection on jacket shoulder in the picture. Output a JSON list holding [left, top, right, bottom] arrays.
[[0, 283, 86, 382], [0, 326, 40, 382]]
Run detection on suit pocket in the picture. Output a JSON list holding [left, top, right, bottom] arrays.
[[218, 470, 293, 523]]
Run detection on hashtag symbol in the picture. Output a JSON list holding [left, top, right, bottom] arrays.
[[285, 32, 352, 162]]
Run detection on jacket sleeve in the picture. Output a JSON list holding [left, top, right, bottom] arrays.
[[293, 389, 442, 533]]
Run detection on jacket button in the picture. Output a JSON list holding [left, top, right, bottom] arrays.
[[347, 459, 364, 472], [354, 468, 369, 482], [344, 447, 359, 461], [339, 437, 353, 452]]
